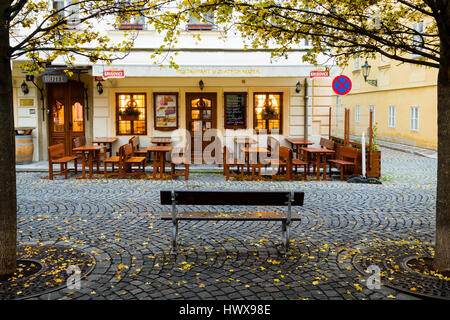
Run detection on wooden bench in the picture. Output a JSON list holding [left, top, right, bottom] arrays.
[[48, 143, 78, 179], [328, 146, 358, 180], [160, 190, 304, 252]]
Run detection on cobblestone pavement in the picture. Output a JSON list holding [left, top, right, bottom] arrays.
[[14, 147, 438, 300]]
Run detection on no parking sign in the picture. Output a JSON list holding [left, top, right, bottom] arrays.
[[332, 75, 352, 96]]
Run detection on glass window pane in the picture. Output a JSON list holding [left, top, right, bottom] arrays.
[[117, 93, 147, 135], [52, 100, 64, 132], [72, 101, 84, 132]]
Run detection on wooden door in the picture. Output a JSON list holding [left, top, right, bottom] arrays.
[[48, 81, 85, 155], [186, 93, 217, 163]]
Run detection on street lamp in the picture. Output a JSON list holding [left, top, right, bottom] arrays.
[[96, 81, 103, 95], [295, 81, 302, 93], [199, 80, 204, 91], [361, 60, 378, 87], [21, 81, 29, 94]]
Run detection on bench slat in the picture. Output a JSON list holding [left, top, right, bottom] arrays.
[[160, 211, 302, 221], [160, 191, 304, 206]]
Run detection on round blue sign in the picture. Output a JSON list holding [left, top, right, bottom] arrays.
[[332, 75, 352, 96]]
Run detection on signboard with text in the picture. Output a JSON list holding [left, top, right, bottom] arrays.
[[42, 74, 68, 83], [102, 70, 125, 79], [310, 71, 330, 78]]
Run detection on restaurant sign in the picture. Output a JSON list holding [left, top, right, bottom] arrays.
[[102, 69, 125, 79], [310, 71, 330, 78]]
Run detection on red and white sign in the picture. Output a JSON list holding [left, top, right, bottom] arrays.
[[94, 76, 105, 82], [310, 71, 330, 78], [102, 69, 125, 79]]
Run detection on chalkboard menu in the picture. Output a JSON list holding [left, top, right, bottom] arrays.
[[224, 93, 247, 129]]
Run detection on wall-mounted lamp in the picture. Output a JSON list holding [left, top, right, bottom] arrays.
[[199, 80, 204, 91], [361, 60, 378, 87], [295, 81, 302, 93], [96, 81, 103, 95], [21, 81, 29, 95]]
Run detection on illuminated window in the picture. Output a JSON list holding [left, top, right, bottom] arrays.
[[253, 93, 282, 134], [116, 93, 147, 135]]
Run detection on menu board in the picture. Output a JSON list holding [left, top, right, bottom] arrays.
[[154, 93, 178, 131], [224, 93, 247, 129]]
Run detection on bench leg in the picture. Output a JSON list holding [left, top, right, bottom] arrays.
[[281, 220, 291, 253], [172, 219, 179, 252]]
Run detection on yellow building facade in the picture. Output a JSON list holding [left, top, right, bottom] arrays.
[[337, 55, 438, 150]]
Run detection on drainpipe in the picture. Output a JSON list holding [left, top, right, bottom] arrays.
[[303, 78, 309, 139]]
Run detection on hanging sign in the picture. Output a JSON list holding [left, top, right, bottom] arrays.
[[310, 71, 330, 78], [42, 74, 68, 83], [332, 75, 352, 95], [102, 69, 125, 79]]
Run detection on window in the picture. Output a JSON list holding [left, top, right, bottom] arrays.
[[412, 21, 425, 58], [388, 105, 396, 128], [53, 0, 80, 29], [410, 106, 419, 131], [353, 57, 360, 71], [187, 11, 215, 30], [117, 0, 146, 30], [355, 105, 360, 123], [369, 105, 375, 125], [253, 93, 282, 134], [116, 93, 147, 135]]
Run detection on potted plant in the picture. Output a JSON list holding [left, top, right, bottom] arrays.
[[261, 101, 278, 120], [118, 100, 141, 121]]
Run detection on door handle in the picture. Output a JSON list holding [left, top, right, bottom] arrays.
[[69, 121, 73, 130]]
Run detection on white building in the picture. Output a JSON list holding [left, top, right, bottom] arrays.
[[12, 3, 337, 161]]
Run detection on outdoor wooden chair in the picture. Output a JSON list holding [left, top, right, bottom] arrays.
[[267, 146, 293, 180], [121, 143, 146, 178], [72, 136, 86, 172], [48, 143, 78, 180], [104, 144, 124, 177], [170, 145, 190, 180], [129, 136, 149, 160], [328, 146, 358, 181], [223, 146, 245, 181], [317, 137, 336, 175]]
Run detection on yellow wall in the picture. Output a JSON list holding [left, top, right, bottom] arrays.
[[338, 55, 438, 150]]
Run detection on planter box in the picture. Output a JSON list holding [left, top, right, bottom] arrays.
[[119, 115, 139, 121], [332, 137, 381, 178]]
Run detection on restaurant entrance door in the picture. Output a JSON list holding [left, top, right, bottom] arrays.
[[185, 93, 217, 163], [47, 81, 85, 155]]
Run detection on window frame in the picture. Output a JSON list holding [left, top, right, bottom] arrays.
[[116, 0, 146, 30], [369, 105, 376, 125], [253, 92, 283, 134], [412, 21, 425, 58], [355, 105, 360, 123], [410, 106, 419, 131], [388, 105, 396, 128], [115, 92, 148, 136]]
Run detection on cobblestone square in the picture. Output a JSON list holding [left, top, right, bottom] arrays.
[[11, 148, 441, 300]]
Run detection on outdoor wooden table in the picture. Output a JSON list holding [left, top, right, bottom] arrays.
[[147, 145, 173, 179], [92, 137, 118, 158], [300, 147, 335, 181], [241, 147, 270, 180], [151, 137, 172, 146], [285, 138, 315, 159], [234, 137, 258, 170], [72, 145, 105, 179]]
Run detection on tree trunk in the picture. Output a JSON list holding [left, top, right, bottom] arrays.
[[434, 19, 450, 272], [0, 3, 17, 277]]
